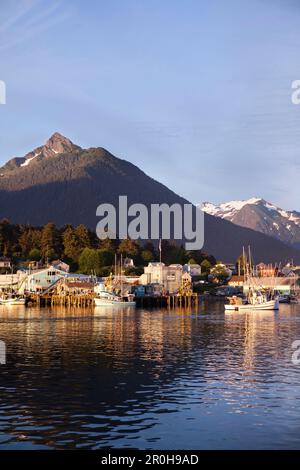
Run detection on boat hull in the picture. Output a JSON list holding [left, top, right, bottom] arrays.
[[0, 298, 26, 306], [225, 299, 279, 311]]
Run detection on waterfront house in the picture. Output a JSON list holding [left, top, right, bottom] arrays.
[[140, 262, 183, 294], [55, 279, 95, 295], [20, 265, 67, 293]]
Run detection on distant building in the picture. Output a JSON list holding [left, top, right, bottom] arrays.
[[132, 283, 163, 297], [228, 275, 244, 287], [140, 262, 183, 294], [281, 264, 297, 277], [123, 257, 135, 268], [243, 276, 297, 294], [55, 279, 95, 295], [51, 259, 70, 273], [183, 263, 201, 277], [27, 260, 44, 270], [0, 257, 12, 270]]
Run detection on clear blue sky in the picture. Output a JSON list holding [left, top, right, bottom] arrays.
[[1, 0, 300, 209]]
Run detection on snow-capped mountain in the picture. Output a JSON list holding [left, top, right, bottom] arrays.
[[201, 198, 300, 249]]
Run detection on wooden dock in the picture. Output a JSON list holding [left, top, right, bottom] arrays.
[[128, 293, 199, 309], [28, 293, 95, 308], [27, 292, 199, 309]]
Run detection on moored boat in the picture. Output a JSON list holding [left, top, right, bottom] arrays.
[[278, 294, 290, 303], [225, 297, 279, 311], [0, 295, 26, 306], [224, 246, 279, 312], [94, 291, 136, 307], [94, 255, 136, 307]]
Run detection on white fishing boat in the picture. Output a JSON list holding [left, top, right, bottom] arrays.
[[0, 295, 26, 306], [94, 291, 136, 307], [225, 246, 279, 312], [225, 296, 279, 311], [94, 255, 136, 307]]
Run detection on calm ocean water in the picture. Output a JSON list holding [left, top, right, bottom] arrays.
[[0, 300, 300, 449]]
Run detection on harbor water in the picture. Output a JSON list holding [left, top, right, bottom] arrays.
[[0, 301, 300, 449]]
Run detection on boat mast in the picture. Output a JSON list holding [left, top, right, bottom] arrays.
[[242, 246, 246, 282], [248, 245, 252, 277]]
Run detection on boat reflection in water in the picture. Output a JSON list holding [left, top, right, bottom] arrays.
[[0, 302, 300, 449]]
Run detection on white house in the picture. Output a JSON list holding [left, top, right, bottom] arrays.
[[140, 262, 183, 294]]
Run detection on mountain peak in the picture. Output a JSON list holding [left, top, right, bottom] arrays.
[[0, 132, 82, 172], [48, 132, 66, 140], [45, 132, 80, 155]]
